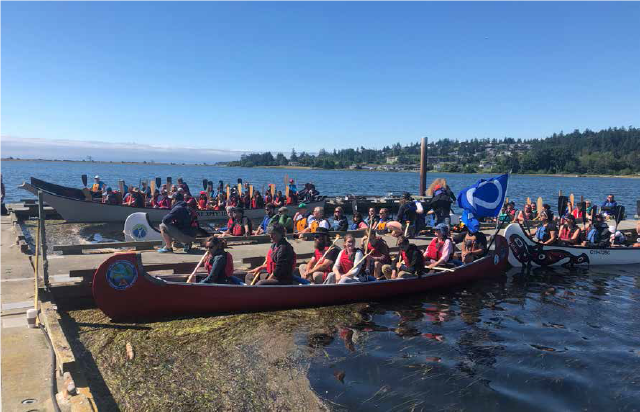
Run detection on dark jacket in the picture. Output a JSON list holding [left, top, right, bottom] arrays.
[[332, 216, 349, 232], [200, 250, 228, 284], [271, 237, 295, 284], [162, 201, 197, 236], [393, 244, 425, 276]]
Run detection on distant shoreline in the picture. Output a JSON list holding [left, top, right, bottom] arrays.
[[2, 158, 639, 179]]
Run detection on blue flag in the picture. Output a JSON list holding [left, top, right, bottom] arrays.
[[457, 174, 509, 218], [461, 209, 480, 233]]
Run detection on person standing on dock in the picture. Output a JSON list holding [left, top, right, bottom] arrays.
[[1, 175, 7, 215], [257, 223, 295, 285]]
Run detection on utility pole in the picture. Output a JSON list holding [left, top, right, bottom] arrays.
[[419, 137, 428, 196]]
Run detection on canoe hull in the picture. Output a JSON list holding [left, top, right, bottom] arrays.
[[39, 190, 325, 223], [92, 236, 510, 320], [504, 223, 640, 267]]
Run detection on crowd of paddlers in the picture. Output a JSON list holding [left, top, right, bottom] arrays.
[[89, 175, 320, 210]]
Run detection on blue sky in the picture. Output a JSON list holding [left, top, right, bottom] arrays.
[[2, 2, 639, 161]]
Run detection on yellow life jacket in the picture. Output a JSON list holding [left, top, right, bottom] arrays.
[[310, 220, 319, 232], [91, 183, 101, 192], [376, 221, 387, 230], [296, 217, 307, 232]]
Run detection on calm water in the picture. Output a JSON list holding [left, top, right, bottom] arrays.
[[2, 160, 640, 213], [4, 160, 640, 410]]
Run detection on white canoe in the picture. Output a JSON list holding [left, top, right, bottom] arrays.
[[504, 223, 640, 267], [30, 185, 325, 224]]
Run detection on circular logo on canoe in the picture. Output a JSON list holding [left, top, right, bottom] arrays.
[[131, 223, 148, 240], [106, 260, 138, 290]]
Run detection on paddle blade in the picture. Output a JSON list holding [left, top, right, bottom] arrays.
[[81, 174, 88, 187], [156, 177, 161, 188], [615, 206, 625, 224], [167, 177, 172, 186], [536, 197, 543, 216], [557, 196, 568, 217], [202, 179, 208, 190], [150, 179, 156, 195], [237, 178, 242, 184]]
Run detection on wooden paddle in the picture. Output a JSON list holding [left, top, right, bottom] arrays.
[[345, 249, 375, 276], [429, 266, 455, 272], [237, 183, 242, 195], [226, 185, 230, 199], [156, 177, 161, 190], [404, 220, 411, 237], [249, 185, 254, 201], [167, 177, 172, 188], [570, 193, 575, 210], [150, 179, 156, 197], [81, 174, 88, 187], [118, 180, 125, 196], [526, 197, 531, 205], [186, 252, 209, 283], [271, 184, 276, 197]]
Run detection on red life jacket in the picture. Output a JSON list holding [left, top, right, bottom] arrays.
[[366, 239, 388, 259], [425, 238, 446, 261], [204, 252, 234, 277], [559, 226, 577, 241], [188, 208, 199, 229], [198, 198, 207, 210], [265, 247, 297, 274], [231, 219, 245, 236], [314, 247, 333, 276], [338, 249, 360, 273]]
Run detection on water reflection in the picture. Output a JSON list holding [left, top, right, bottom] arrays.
[[305, 265, 640, 411]]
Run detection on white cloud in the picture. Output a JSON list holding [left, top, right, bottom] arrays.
[[0, 136, 247, 163]]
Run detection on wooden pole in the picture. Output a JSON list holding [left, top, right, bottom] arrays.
[[33, 210, 41, 327], [419, 137, 428, 197], [37, 191, 50, 289]]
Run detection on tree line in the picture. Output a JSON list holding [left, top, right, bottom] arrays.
[[223, 126, 640, 175]]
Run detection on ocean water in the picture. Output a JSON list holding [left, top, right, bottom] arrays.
[[2, 161, 639, 215]]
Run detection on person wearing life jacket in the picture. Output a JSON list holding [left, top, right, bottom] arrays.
[[220, 207, 252, 237], [609, 225, 627, 247], [382, 236, 425, 279], [349, 211, 368, 230], [376, 208, 390, 231], [460, 227, 487, 264], [197, 191, 208, 210], [254, 203, 276, 235], [326, 234, 368, 284], [252, 191, 265, 210], [632, 221, 640, 247], [424, 224, 454, 269], [298, 227, 341, 284], [176, 178, 190, 196], [425, 180, 456, 226], [271, 206, 294, 233], [128, 188, 145, 208], [331, 207, 349, 232], [558, 214, 582, 245], [158, 199, 198, 253], [583, 213, 608, 247], [299, 207, 330, 235], [286, 179, 298, 205], [157, 189, 171, 209], [256, 223, 296, 285], [364, 231, 391, 280], [91, 175, 106, 193], [244, 226, 300, 284], [264, 190, 273, 205], [102, 187, 120, 205], [365, 207, 378, 227], [294, 203, 309, 233], [517, 204, 534, 224], [533, 211, 558, 245], [190, 237, 239, 284]]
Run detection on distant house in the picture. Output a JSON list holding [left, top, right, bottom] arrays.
[[386, 156, 399, 164]]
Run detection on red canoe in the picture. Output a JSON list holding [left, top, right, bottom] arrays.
[[93, 236, 510, 320]]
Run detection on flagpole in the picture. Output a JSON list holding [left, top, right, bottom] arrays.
[[487, 171, 511, 251]]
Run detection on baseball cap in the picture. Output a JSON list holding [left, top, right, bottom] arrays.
[[298, 203, 307, 209], [94, 175, 100, 179]]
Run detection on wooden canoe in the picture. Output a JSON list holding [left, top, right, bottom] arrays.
[[92, 235, 510, 320], [504, 223, 640, 267]]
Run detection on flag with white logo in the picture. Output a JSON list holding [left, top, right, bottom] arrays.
[[457, 174, 509, 218]]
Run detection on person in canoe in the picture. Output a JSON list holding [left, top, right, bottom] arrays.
[[273, 190, 285, 207], [533, 211, 558, 245], [516, 203, 534, 224], [365, 207, 378, 227], [293, 203, 309, 232], [299, 206, 330, 235], [188, 237, 242, 284], [331, 207, 349, 231], [459, 227, 488, 264], [102, 187, 120, 205], [558, 214, 583, 245], [382, 236, 425, 279], [633, 221, 640, 247], [298, 227, 341, 284], [326, 234, 370, 284], [254, 203, 276, 235], [219, 207, 252, 237], [583, 213, 610, 247], [158, 199, 199, 253], [364, 230, 391, 280], [91, 175, 106, 194], [286, 179, 298, 205], [424, 224, 455, 269], [256, 223, 296, 285], [177, 177, 190, 196], [252, 191, 264, 209], [272, 206, 294, 233], [376, 208, 391, 231], [349, 212, 368, 230]]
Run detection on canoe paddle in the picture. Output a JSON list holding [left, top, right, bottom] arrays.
[[81, 174, 88, 187], [536, 197, 543, 220], [156, 177, 161, 190], [186, 252, 210, 283], [614, 206, 625, 232], [150, 179, 156, 197], [558, 195, 568, 218], [167, 177, 172, 190], [202, 179, 208, 191]]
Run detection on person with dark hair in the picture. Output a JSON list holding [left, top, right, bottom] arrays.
[[255, 203, 276, 235], [188, 237, 241, 284], [327, 234, 368, 284], [364, 231, 391, 280], [533, 210, 558, 245], [177, 177, 190, 196], [460, 227, 487, 264], [349, 211, 368, 230], [257, 223, 296, 285], [220, 207, 252, 237], [299, 227, 341, 284], [158, 200, 199, 253], [425, 223, 454, 269], [558, 214, 582, 245], [382, 236, 425, 279]]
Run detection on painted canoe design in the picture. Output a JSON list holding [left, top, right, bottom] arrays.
[[92, 236, 510, 320], [504, 223, 640, 267]]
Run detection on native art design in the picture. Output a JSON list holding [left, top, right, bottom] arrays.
[[508, 234, 589, 267], [106, 260, 138, 290], [131, 223, 148, 240]]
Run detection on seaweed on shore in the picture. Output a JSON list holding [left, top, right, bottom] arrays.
[[63, 304, 367, 411]]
